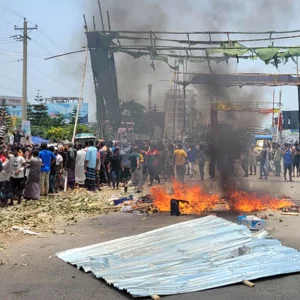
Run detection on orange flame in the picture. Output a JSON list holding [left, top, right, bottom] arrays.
[[151, 181, 294, 214], [151, 181, 220, 214], [227, 190, 294, 212]]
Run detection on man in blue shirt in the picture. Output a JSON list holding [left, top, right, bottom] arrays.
[[282, 143, 293, 182], [85, 140, 98, 191], [39, 143, 56, 196]]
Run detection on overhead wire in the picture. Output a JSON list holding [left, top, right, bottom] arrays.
[[0, 72, 54, 97], [0, 2, 94, 90]]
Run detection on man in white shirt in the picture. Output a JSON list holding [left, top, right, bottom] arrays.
[[0, 150, 13, 206], [10, 147, 26, 204]]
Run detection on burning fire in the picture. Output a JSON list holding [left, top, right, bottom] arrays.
[[151, 181, 293, 214], [227, 190, 293, 212]]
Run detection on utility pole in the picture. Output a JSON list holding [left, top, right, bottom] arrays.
[[148, 84, 152, 110], [15, 18, 37, 121]]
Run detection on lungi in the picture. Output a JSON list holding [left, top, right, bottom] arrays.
[[86, 167, 96, 191]]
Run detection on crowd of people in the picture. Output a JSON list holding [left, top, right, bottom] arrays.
[[1, 135, 298, 207], [0, 139, 207, 207], [241, 141, 300, 182]]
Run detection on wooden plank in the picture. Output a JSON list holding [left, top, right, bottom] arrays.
[[243, 280, 255, 287]]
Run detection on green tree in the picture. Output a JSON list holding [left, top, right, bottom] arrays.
[[51, 113, 65, 127], [0, 98, 12, 129], [27, 103, 35, 123], [70, 106, 82, 125], [30, 103, 51, 127], [120, 100, 146, 133], [34, 90, 44, 103]]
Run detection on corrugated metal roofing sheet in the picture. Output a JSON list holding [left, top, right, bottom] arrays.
[[56, 216, 300, 297]]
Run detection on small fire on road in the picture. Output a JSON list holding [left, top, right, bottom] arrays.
[[151, 181, 293, 214]]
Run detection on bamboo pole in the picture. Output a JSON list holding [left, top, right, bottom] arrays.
[[72, 46, 89, 143]]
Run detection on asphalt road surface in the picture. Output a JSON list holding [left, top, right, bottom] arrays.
[[1, 176, 300, 300]]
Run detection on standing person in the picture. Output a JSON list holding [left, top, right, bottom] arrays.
[[75, 144, 86, 186], [187, 145, 196, 176], [39, 143, 56, 196], [85, 140, 98, 191], [10, 147, 26, 204], [108, 148, 122, 189], [23, 150, 43, 200], [274, 144, 282, 176], [197, 144, 205, 181], [129, 146, 143, 192], [147, 147, 161, 186], [282, 143, 293, 182], [173, 144, 187, 183], [66, 143, 77, 189], [292, 142, 300, 177], [13, 128, 24, 145], [248, 145, 258, 175], [259, 144, 268, 180], [48, 146, 56, 194], [241, 147, 249, 177], [54, 147, 63, 191], [0, 150, 12, 206], [4, 128, 10, 146]]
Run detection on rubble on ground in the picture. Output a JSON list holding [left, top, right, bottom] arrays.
[[0, 189, 126, 234]]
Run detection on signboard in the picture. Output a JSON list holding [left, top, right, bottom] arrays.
[[22, 120, 31, 136], [7, 103, 89, 124]]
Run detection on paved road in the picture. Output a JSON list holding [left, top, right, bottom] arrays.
[[1, 177, 300, 300]]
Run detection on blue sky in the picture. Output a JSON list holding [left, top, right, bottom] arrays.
[[0, 0, 299, 124]]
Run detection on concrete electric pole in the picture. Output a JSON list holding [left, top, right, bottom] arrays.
[[15, 18, 37, 121]]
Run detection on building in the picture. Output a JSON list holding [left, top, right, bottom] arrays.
[[164, 89, 200, 140], [0, 96, 22, 106], [0, 96, 89, 124]]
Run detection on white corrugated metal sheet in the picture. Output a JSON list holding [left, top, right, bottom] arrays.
[[56, 216, 300, 297]]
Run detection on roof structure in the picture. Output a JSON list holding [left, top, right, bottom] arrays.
[[174, 73, 300, 87]]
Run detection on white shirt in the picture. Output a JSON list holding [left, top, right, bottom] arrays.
[[11, 156, 25, 178], [76, 149, 86, 166], [56, 153, 63, 166]]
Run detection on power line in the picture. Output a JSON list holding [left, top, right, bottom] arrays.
[[0, 17, 15, 26], [0, 3, 23, 19], [0, 3, 93, 80], [29, 62, 79, 95], [0, 72, 54, 96]]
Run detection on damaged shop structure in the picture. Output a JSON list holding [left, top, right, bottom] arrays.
[[56, 216, 300, 298]]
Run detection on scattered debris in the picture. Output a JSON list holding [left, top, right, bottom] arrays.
[[256, 213, 267, 219], [242, 280, 255, 288], [12, 226, 40, 235], [282, 205, 300, 213], [52, 229, 66, 235], [281, 212, 299, 216], [0, 189, 127, 235], [238, 215, 266, 230]]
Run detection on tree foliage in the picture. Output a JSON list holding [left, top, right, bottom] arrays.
[[0, 98, 12, 129], [70, 106, 82, 125], [120, 100, 146, 133]]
